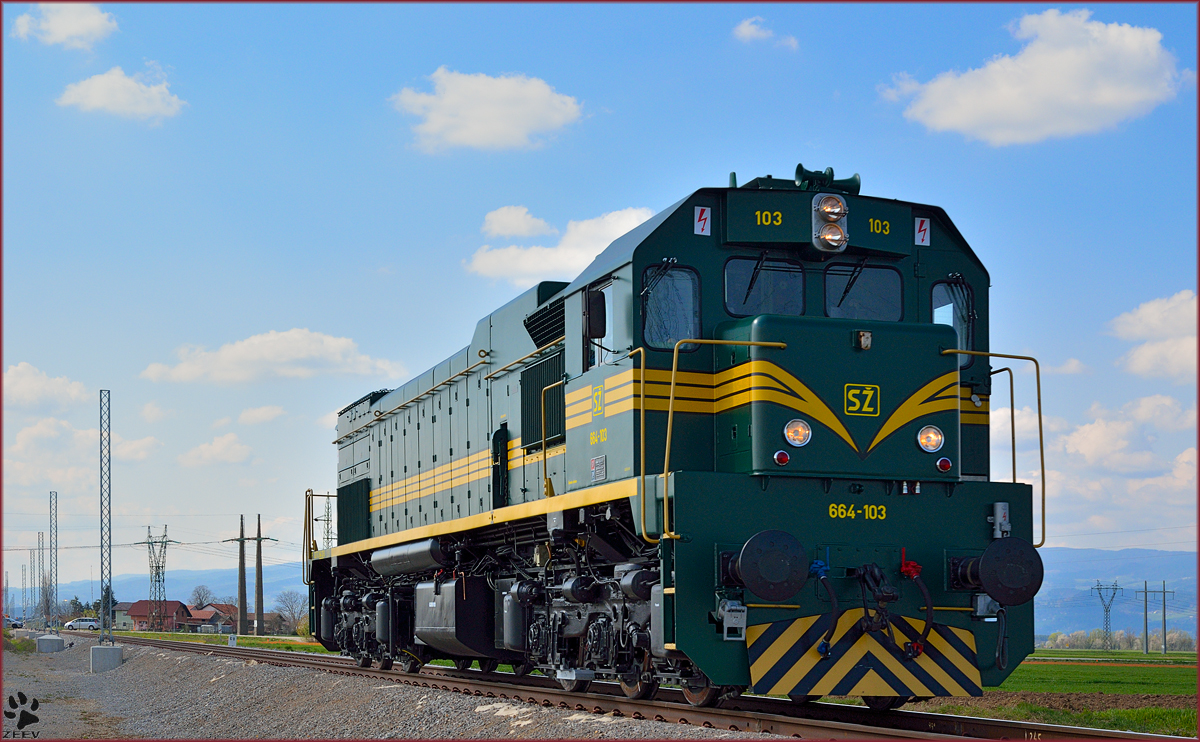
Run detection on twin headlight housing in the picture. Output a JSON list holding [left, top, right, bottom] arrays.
[[812, 194, 849, 252], [782, 420, 950, 471]]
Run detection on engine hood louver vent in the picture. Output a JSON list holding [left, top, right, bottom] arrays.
[[523, 297, 565, 348]]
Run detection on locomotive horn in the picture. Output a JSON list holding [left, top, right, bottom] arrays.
[[795, 163, 861, 195]]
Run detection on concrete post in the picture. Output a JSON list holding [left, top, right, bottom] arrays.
[[255, 515, 264, 636], [237, 516, 247, 636]]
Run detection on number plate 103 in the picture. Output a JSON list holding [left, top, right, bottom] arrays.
[[828, 503, 886, 519]]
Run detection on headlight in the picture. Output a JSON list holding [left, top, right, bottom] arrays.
[[784, 419, 812, 447], [917, 425, 944, 452], [816, 195, 848, 221], [815, 223, 847, 251]]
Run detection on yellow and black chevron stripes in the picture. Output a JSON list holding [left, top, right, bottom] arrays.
[[368, 437, 564, 514], [865, 371, 959, 453], [746, 608, 982, 698]]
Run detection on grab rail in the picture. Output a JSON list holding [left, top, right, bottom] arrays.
[[990, 367, 1016, 483], [662, 339, 787, 540], [540, 379, 566, 497], [485, 337, 565, 381], [943, 350, 1046, 547]]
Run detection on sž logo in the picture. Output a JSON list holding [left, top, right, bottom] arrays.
[[843, 384, 880, 417], [3, 692, 40, 737]]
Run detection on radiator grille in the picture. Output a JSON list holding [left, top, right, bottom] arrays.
[[521, 351, 565, 452], [523, 298, 565, 348]]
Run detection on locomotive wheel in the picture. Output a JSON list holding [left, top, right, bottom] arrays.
[[355, 654, 373, 669], [477, 659, 499, 674], [559, 678, 592, 693], [453, 659, 474, 671], [681, 682, 722, 707], [863, 696, 909, 711], [377, 656, 394, 671], [620, 654, 658, 700], [398, 652, 423, 674], [511, 661, 536, 677]]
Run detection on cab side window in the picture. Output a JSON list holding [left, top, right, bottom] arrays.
[[932, 280, 974, 367], [643, 266, 700, 351]]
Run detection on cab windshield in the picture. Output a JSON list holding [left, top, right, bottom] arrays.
[[725, 256, 804, 316]]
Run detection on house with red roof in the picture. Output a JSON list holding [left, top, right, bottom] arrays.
[[126, 600, 191, 631]]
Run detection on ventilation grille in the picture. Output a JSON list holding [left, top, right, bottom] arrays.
[[523, 298, 565, 348], [521, 351, 565, 452]]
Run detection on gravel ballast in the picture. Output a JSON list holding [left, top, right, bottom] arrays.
[[3, 635, 781, 739]]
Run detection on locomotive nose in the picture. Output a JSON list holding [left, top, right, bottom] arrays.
[[728, 530, 808, 602]]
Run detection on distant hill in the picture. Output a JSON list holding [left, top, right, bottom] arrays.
[[44, 548, 1197, 636], [1034, 547, 1196, 636], [52, 562, 307, 612]]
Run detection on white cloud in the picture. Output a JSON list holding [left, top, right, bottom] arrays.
[[11, 3, 117, 50], [880, 9, 1189, 145], [1122, 395, 1197, 432], [212, 417, 231, 429], [778, 35, 798, 51], [1111, 290, 1196, 384], [141, 328, 405, 384], [57, 63, 186, 121], [990, 405, 1070, 445], [733, 17, 773, 42], [482, 206, 557, 238], [3, 417, 159, 491], [3, 362, 88, 407], [239, 405, 285, 425], [317, 410, 339, 429], [140, 401, 171, 423], [1061, 417, 1159, 472], [1111, 290, 1197, 340], [391, 67, 581, 152], [1126, 447, 1197, 501], [466, 207, 653, 287], [178, 433, 251, 467], [1044, 358, 1087, 374]]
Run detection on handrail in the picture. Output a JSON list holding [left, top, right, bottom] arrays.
[[662, 339, 787, 540], [943, 350, 1045, 548], [302, 488, 313, 585], [333, 353, 490, 445], [990, 367, 1016, 483], [540, 379, 566, 497], [628, 348, 655, 544], [485, 337, 565, 381]]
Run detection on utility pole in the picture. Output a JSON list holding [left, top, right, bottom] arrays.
[[1090, 581, 1122, 650], [99, 390, 114, 645], [251, 514, 278, 635], [37, 532, 45, 627], [1137, 581, 1175, 654], [28, 550, 36, 623], [21, 565, 27, 623], [50, 491, 58, 633], [224, 516, 248, 635]]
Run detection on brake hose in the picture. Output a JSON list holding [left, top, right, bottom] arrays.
[[809, 560, 839, 659], [995, 606, 1008, 670], [900, 550, 933, 659]]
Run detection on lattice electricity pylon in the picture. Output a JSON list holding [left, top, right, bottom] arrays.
[[138, 526, 177, 631], [1091, 581, 1123, 650], [28, 550, 36, 622], [315, 497, 335, 550], [37, 532, 45, 623], [21, 565, 27, 623], [99, 390, 114, 644], [50, 491, 58, 632]]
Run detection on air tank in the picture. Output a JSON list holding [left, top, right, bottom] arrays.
[[371, 539, 452, 576]]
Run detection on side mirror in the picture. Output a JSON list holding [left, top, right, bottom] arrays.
[[586, 291, 606, 339]]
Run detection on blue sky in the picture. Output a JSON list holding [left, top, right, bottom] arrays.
[[3, 3, 1196, 590]]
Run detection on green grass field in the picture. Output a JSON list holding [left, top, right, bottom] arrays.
[[994, 660, 1197, 695], [930, 702, 1196, 738], [1030, 647, 1197, 665], [102, 630, 339, 654]]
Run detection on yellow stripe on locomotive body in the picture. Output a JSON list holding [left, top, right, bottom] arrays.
[[745, 609, 982, 698]]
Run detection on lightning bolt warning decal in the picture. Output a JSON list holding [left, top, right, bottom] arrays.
[[915, 217, 930, 246], [694, 207, 711, 236]]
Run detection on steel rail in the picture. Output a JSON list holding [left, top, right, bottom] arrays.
[[77, 634, 1188, 742]]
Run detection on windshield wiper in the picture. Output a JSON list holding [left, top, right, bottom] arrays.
[[742, 251, 768, 305], [835, 256, 869, 308], [641, 257, 678, 297]]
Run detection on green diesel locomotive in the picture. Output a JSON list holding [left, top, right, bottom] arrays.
[[304, 163, 1045, 709]]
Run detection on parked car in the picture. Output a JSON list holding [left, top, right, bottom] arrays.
[[64, 618, 100, 630], [4, 617, 23, 629]]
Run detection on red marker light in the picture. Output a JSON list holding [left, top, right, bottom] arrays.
[[773, 450, 790, 466], [936, 457, 952, 472]]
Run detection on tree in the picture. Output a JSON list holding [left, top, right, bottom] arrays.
[[273, 590, 307, 635], [217, 595, 238, 607], [92, 585, 116, 618], [68, 596, 85, 616], [189, 584, 216, 608]]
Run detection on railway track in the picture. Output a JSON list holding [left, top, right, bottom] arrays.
[[81, 633, 1189, 741]]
